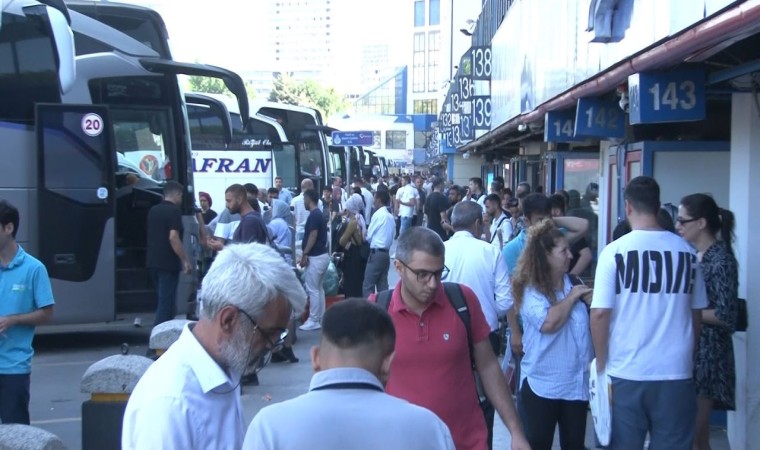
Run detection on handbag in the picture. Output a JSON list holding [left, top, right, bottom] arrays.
[[736, 298, 748, 332], [359, 241, 371, 260]]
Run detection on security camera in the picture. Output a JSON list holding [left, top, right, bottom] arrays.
[[462, 152, 471, 159], [618, 92, 629, 113], [517, 123, 528, 132]]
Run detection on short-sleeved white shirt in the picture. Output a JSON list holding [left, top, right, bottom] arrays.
[[591, 230, 708, 381], [395, 185, 419, 218]]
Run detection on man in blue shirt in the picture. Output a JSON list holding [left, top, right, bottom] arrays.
[[299, 190, 330, 331], [0, 200, 54, 424]]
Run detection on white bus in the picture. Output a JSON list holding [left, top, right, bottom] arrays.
[[1, 1, 247, 324]]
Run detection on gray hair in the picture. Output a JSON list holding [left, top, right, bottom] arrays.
[[395, 227, 444, 263], [451, 201, 482, 231], [200, 243, 307, 320]]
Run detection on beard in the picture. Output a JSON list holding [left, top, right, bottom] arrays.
[[219, 324, 254, 377]]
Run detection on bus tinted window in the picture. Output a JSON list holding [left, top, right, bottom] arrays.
[[0, 14, 60, 123], [112, 109, 173, 182], [187, 103, 226, 150]]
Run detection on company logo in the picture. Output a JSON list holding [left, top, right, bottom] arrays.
[[140, 155, 159, 176], [192, 157, 272, 174]]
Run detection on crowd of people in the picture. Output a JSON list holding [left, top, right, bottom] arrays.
[[121, 171, 741, 449], [0, 160, 739, 450]]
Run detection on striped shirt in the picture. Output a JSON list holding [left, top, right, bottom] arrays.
[[519, 275, 593, 401]]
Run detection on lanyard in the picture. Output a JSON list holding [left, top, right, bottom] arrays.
[[311, 382, 384, 392]]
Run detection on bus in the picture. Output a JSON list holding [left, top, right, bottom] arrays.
[[69, 1, 334, 201], [1, 1, 248, 324], [185, 93, 333, 201], [185, 92, 296, 206]]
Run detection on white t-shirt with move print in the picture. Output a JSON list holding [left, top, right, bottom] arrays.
[[591, 230, 708, 381]]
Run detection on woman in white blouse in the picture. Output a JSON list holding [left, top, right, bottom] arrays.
[[511, 219, 593, 450]]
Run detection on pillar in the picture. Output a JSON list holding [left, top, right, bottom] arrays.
[[728, 93, 760, 449]]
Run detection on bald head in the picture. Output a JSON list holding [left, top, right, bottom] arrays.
[[301, 178, 314, 191]]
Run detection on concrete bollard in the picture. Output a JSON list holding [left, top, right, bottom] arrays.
[[149, 319, 191, 356], [0, 424, 66, 450], [80, 351, 152, 450]]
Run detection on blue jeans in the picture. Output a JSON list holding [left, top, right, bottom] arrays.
[[0, 374, 30, 424], [399, 216, 413, 235], [150, 269, 179, 326], [610, 377, 696, 450]]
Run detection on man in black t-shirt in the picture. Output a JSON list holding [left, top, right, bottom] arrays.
[[299, 189, 330, 331], [424, 177, 449, 241], [146, 181, 191, 327]]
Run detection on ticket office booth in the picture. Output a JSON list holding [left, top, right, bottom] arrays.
[[509, 156, 543, 193], [603, 140, 730, 245], [542, 152, 601, 198]]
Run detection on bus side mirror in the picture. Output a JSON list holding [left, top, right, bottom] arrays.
[[23, 4, 76, 94]]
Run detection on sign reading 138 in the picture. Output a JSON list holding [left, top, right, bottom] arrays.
[[471, 46, 492, 80]]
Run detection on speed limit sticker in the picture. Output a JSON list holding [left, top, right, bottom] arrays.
[[81, 113, 104, 137]]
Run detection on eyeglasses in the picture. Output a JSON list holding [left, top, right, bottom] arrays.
[[398, 260, 449, 283], [676, 217, 700, 225], [236, 308, 288, 353]]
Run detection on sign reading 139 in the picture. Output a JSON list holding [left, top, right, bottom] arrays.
[[629, 69, 706, 124]]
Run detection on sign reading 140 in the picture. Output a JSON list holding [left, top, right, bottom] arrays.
[[629, 69, 705, 124]]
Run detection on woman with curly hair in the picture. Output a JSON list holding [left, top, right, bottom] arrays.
[[511, 219, 593, 450], [676, 193, 738, 450]]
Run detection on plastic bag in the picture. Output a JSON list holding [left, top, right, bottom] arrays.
[[589, 358, 612, 446]]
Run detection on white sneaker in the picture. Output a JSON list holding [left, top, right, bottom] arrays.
[[299, 318, 321, 331]]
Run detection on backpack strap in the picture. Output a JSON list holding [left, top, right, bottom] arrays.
[[442, 282, 474, 367], [376, 289, 394, 311], [378, 283, 473, 366]]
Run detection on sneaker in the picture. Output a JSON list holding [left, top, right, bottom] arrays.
[[299, 318, 321, 331], [241, 373, 259, 386]]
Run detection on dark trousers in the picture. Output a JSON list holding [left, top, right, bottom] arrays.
[[362, 250, 390, 297], [149, 269, 179, 326], [521, 379, 588, 450], [0, 374, 31, 424], [480, 331, 501, 450]]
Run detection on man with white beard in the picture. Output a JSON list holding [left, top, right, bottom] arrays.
[[121, 243, 307, 449]]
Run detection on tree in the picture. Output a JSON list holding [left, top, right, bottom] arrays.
[[269, 73, 347, 118], [186, 75, 228, 95]]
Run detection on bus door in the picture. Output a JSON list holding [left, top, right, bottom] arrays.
[[36, 104, 116, 323]]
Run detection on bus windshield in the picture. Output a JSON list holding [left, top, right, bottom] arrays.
[[89, 76, 176, 184]]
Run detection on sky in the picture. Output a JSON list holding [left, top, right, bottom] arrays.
[[117, 0, 410, 92]]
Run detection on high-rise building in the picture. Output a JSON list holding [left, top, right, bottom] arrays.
[[269, 0, 334, 79]]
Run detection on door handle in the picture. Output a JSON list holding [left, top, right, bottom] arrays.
[[54, 254, 76, 265]]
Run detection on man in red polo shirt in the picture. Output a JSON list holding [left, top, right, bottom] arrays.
[[371, 227, 529, 450]]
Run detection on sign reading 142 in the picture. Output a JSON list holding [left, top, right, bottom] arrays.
[[629, 69, 705, 124]]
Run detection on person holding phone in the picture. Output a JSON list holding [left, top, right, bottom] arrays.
[[510, 219, 593, 450]]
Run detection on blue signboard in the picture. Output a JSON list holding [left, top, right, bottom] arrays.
[[331, 131, 374, 146], [544, 109, 580, 142], [628, 69, 706, 124], [574, 97, 625, 138]]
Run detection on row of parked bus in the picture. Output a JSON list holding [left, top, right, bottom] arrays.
[[0, 0, 376, 326]]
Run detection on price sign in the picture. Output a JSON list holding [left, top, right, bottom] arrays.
[[544, 109, 581, 142], [574, 97, 625, 138], [628, 69, 706, 124]]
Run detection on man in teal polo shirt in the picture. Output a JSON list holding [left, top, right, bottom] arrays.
[[0, 200, 54, 424]]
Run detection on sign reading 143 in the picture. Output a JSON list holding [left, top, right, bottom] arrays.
[[629, 69, 705, 124]]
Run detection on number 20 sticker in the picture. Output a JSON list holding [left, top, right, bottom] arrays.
[[81, 113, 104, 137]]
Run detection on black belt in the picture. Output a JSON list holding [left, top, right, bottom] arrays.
[[311, 382, 383, 392], [371, 248, 389, 253]]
